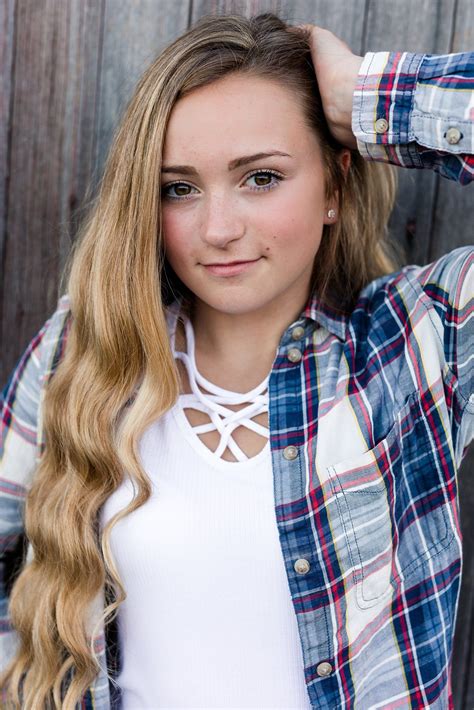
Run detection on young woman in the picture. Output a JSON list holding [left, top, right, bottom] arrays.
[[1, 11, 473, 710]]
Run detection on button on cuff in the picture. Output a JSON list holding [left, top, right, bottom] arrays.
[[445, 127, 462, 145], [375, 117, 389, 134]]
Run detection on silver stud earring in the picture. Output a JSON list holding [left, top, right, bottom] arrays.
[[327, 208, 336, 219]]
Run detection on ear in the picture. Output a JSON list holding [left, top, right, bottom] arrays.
[[323, 149, 351, 224], [339, 148, 351, 178]]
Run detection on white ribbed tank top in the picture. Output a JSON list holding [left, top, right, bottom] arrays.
[[100, 307, 312, 709]]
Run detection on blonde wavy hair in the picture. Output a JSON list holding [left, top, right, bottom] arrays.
[[1, 11, 401, 708]]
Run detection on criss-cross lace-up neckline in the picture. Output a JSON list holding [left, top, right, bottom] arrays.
[[171, 314, 270, 463]]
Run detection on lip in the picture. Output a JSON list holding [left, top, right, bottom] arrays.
[[202, 258, 262, 277]]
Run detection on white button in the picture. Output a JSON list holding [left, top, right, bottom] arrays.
[[291, 326, 305, 340], [294, 558, 310, 574], [375, 118, 389, 133], [445, 127, 462, 145], [316, 661, 333, 677], [287, 347, 302, 363], [283, 445, 298, 461], [469, 393, 474, 403]]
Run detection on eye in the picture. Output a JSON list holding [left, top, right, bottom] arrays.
[[245, 169, 284, 192], [161, 182, 197, 201]]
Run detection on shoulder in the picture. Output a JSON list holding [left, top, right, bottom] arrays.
[[39, 293, 73, 384], [357, 246, 473, 317], [350, 247, 473, 397], [343, 247, 473, 368]]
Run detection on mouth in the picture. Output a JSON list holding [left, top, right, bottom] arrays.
[[202, 257, 262, 277]]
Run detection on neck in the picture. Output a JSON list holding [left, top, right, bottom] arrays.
[[187, 295, 308, 392]]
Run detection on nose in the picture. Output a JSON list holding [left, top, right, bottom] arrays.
[[201, 191, 245, 249]]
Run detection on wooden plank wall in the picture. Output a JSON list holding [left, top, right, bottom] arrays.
[[1, 0, 473, 706]]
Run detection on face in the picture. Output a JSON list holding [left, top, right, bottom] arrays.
[[160, 73, 342, 321]]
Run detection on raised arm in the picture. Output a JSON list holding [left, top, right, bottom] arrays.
[[299, 25, 474, 184]]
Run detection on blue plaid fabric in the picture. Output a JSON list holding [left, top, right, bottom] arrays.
[[1, 51, 473, 709], [353, 51, 474, 184]]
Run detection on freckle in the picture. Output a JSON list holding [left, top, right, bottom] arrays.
[[265, 247, 270, 251], [273, 235, 277, 239]]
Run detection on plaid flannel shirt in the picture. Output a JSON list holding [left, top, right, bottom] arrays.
[[1, 51, 473, 709]]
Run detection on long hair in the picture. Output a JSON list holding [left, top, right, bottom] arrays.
[[1, 11, 400, 708]]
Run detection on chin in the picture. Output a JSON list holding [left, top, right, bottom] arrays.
[[199, 290, 273, 316]]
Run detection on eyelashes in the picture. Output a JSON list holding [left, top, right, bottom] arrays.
[[161, 169, 285, 201]]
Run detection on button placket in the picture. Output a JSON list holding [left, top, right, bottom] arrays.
[[272, 336, 336, 698], [316, 661, 333, 677], [283, 445, 298, 461], [294, 558, 310, 574], [287, 347, 302, 363], [291, 325, 305, 340]]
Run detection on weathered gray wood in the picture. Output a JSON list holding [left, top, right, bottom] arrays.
[[452, 453, 474, 708], [191, 0, 367, 53], [57, 0, 106, 277], [190, 0, 283, 24], [93, 0, 190, 195], [0, 0, 15, 360], [1, 0, 105, 379], [3, 0, 72, 376]]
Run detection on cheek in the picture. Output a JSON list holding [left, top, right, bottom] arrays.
[[277, 177, 325, 224], [161, 208, 192, 263], [264, 187, 325, 255]]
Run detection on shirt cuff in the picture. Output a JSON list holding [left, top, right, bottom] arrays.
[[352, 50, 474, 165], [351, 51, 425, 165]]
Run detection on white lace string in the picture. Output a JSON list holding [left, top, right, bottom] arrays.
[[172, 315, 269, 462]]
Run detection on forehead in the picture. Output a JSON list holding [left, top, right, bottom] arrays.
[[162, 73, 319, 161]]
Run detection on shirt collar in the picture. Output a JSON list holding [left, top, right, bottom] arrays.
[[301, 291, 348, 341]]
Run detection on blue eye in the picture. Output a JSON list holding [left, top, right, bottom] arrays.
[[161, 169, 284, 201]]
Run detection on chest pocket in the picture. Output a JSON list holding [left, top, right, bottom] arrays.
[[326, 390, 456, 610]]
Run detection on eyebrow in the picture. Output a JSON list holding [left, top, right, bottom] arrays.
[[161, 151, 292, 176]]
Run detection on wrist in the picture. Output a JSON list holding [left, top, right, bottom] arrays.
[[326, 54, 363, 148], [341, 55, 364, 126]]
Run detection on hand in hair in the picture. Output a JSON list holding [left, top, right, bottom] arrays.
[[291, 24, 363, 150]]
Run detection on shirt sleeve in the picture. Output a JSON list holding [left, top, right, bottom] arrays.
[[407, 246, 474, 466], [352, 51, 474, 185], [0, 294, 71, 670]]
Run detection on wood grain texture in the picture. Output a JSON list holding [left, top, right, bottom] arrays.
[[452, 454, 474, 707], [0, 0, 15, 342], [191, 0, 367, 53], [93, 0, 190, 192], [1, 0, 104, 377]]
